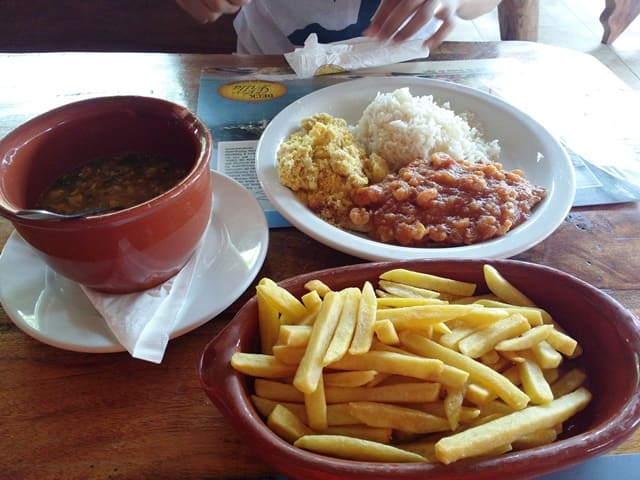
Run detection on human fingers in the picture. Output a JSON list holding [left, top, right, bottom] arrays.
[[176, 0, 249, 24], [389, 1, 439, 42], [398, 0, 460, 42], [423, 6, 457, 50], [366, 0, 437, 41], [176, 0, 218, 23]]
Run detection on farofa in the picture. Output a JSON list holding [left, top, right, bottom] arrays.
[[277, 113, 388, 227]]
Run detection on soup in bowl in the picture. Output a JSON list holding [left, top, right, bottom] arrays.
[[0, 95, 213, 293]]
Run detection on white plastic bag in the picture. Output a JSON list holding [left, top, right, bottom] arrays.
[[284, 33, 429, 78]]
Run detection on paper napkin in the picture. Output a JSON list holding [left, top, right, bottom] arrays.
[[284, 33, 430, 78], [81, 221, 211, 364]]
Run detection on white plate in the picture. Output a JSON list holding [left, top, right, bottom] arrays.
[[256, 77, 575, 260], [0, 171, 268, 353]]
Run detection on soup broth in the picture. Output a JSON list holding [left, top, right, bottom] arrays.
[[37, 153, 189, 214]]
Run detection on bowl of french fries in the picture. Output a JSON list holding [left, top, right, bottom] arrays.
[[199, 259, 640, 480]]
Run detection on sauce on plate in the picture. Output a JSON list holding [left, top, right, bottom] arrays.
[[349, 152, 546, 247]]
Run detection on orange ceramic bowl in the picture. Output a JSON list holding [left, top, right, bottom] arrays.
[[0, 96, 212, 293], [200, 259, 640, 480]]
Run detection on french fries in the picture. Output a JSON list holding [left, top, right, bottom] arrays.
[[268, 404, 313, 443], [434, 388, 592, 464], [294, 291, 345, 394], [379, 269, 476, 297], [232, 265, 590, 465], [295, 434, 426, 462], [348, 401, 452, 434], [482, 264, 536, 307], [349, 281, 377, 355], [322, 288, 360, 365]]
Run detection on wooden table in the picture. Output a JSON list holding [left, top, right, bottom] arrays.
[[1, 42, 638, 479]]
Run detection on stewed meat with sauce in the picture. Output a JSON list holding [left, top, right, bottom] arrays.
[[349, 152, 546, 247]]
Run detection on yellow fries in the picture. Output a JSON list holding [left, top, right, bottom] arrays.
[[304, 279, 332, 297], [348, 281, 377, 355], [400, 331, 530, 410], [380, 269, 476, 296], [277, 324, 312, 347], [378, 279, 441, 299], [546, 329, 579, 357], [230, 352, 297, 378], [294, 291, 345, 394], [443, 387, 465, 430], [482, 264, 536, 307], [373, 319, 400, 345], [295, 435, 426, 462], [257, 278, 308, 322], [518, 356, 554, 405], [457, 314, 531, 358], [551, 368, 587, 398], [348, 401, 451, 434], [323, 370, 379, 388], [531, 340, 563, 369], [377, 297, 444, 307], [325, 425, 392, 444], [435, 388, 592, 464], [235, 265, 590, 465], [323, 288, 360, 365], [251, 395, 361, 426], [377, 304, 478, 330], [268, 404, 313, 443], [495, 324, 554, 351], [324, 382, 441, 404], [256, 283, 281, 354], [272, 344, 306, 365], [327, 350, 444, 381], [512, 427, 558, 450], [305, 375, 328, 430]]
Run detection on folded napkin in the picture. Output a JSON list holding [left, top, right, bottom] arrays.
[[284, 33, 430, 78], [81, 221, 211, 364]]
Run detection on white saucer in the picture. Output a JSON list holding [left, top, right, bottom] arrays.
[[0, 171, 269, 353]]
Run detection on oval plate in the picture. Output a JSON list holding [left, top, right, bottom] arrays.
[[256, 77, 575, 260]]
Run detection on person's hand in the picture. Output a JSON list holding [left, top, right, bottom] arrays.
[[365, 0, 460, 50], [176, 0, 251, 24]]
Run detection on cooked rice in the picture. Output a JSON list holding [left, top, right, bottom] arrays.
[[354, 87, 501, 171]]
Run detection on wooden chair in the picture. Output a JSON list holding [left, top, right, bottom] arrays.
[[497, 0, 640, 45], [0, 0, 237, 53], [498, 0, 539, 42], [600, 0, 640, 44]]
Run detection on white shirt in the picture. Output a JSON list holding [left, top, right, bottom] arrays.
[[233, 0, 439, 54]]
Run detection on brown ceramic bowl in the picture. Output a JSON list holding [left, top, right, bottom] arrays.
[[0, 95, 212, 293], [200, 259, 640, 480]]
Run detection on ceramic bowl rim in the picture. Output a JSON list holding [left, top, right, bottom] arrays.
[[199, 258, 640, 480], [0, 95, 212, 227]]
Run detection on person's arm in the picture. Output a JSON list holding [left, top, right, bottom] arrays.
[[367, 0, 502, 49], [175, 0, 251, 24]]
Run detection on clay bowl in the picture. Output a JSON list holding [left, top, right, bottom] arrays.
[[0, 96, 212, 293], [200, 259, 640, 480]]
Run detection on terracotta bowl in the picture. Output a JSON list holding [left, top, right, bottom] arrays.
[[200, 259, 640, 480], [0, 96, 212, 293]]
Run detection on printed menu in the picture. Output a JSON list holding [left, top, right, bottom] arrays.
[[196, 59, 640, 228]]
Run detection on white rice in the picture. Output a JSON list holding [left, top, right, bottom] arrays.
[[354, 87, 501, 171]]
